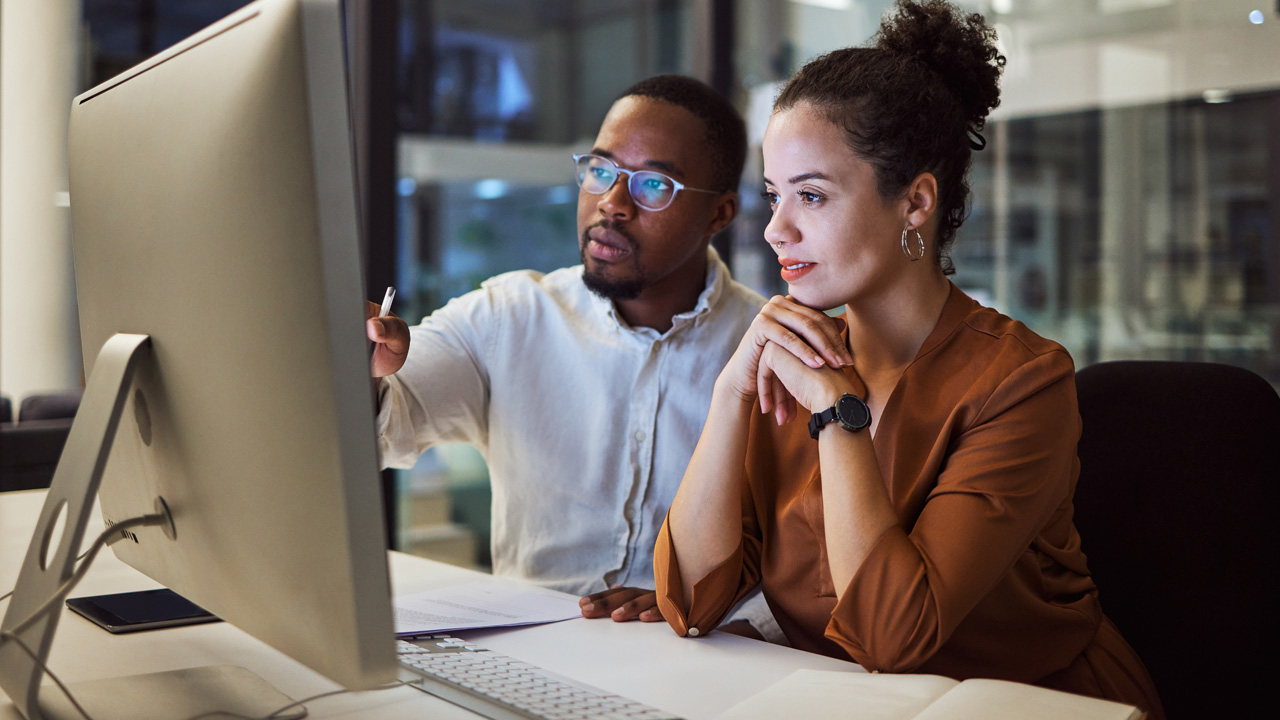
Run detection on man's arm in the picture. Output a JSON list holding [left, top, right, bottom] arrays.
[[367, 287, 499, 468]]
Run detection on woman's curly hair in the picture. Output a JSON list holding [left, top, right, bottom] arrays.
[[774, 0, 1005, 275]]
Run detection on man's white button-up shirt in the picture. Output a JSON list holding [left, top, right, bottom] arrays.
[[377, 247, 765, 595]]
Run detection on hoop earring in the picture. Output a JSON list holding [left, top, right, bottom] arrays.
[[901, 226, 925, 262]]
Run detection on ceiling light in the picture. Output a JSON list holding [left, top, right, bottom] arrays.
[[474, 179, 508, 200]]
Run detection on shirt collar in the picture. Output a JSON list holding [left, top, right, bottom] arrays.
[[835, 282, 977, 394], [911, 282, 980, 362], [676, 244, 726, 322]]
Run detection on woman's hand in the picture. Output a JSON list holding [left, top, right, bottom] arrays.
[[718, 296, 852, 422], [758, 339, 854, 426]]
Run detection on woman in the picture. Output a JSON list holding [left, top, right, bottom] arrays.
[[654, 1, 1164, 716]]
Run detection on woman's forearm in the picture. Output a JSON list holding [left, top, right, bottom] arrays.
[[817, 426, 898, 596], [666, 379, 756, 607]]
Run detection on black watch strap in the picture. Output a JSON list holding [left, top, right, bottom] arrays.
[[808, 406, 840, 440], [808, 393, 871, 439]]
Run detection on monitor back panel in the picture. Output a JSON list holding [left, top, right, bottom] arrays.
[[68, 0, 395, 689]]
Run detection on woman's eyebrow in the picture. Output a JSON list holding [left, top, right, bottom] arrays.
[[762, 171, 833, 186], [788, 171, 832, 184]]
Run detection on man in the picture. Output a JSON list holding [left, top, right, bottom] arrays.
[[367, 75, 773, 635]]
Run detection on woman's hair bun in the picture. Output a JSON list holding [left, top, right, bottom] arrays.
[[876, 0, 1005, 131]]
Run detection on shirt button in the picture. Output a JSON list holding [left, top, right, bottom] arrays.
[[634, 430, 646, 442], [687, 627, 700, 637], [624, 507, 635, 520]]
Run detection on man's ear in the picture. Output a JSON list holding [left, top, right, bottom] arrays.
[[705, 192, 739, 238], [903, 172, 938, 230]]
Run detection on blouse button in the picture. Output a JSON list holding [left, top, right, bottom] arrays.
[[687, 627, 700, 637]]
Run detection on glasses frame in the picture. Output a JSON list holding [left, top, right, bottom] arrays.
[[572, 153, 723, 211]]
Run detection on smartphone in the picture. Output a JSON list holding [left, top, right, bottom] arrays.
[[66, 588, 221, 634]]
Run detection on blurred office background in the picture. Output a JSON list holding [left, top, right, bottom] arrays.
[[2, 0, 1278, 568]]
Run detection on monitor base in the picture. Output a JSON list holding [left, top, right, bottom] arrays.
[[38, 665, 305, 720]]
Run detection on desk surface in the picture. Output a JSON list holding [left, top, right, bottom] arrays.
[[1, 489, 861, 719]]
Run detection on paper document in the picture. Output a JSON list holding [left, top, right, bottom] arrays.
[[394, 581, 583, 637]]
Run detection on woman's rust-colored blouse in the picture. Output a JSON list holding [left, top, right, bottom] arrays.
[[655, 285, 1164, 718]]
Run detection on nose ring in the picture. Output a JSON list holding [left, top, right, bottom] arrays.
[[774, 241, 783, 249]]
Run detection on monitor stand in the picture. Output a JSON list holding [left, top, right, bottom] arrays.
[[0, 333, 303, 720]]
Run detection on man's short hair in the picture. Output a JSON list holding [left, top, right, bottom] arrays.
[[618, 75, 747, 193]]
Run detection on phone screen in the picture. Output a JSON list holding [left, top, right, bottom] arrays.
[[66, 588, 221, 634]]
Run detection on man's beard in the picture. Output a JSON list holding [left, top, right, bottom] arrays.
[[580, 222, 647, 301]]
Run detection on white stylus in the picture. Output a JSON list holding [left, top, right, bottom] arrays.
[[378, 286, 396, 318]]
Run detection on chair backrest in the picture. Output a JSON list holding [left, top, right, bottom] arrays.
[[1073, 361, 1280, 719], [0, 394, 11, 424], [0, 389, 82, 492], [17, 388, 84, 422], [0, 419, 75, 493]]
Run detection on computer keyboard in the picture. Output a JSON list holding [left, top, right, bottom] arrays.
[[398, 636, 682, 720]]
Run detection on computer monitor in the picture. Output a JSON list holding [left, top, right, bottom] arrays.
[[0, 0, 396, 716]]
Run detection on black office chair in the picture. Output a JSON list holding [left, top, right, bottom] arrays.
[[0, 389, 84, 493], [1073, 361, 1280, 719], [0, 394, 11, 424], [17, 388, 84, 421]]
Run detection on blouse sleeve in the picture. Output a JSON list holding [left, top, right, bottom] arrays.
[[654, 478, 763, 637], [825, 349, 1080, 671]]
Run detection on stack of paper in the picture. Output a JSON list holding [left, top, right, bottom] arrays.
[[394, 581, 582, 637]]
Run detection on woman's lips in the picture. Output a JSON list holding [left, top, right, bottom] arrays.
[[587, 228, 633, 262], [779, 257, 816, 282]]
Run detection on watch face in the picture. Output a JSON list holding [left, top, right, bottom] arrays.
[[836, 394, 870, 430]]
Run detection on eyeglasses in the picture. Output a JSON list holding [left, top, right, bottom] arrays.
[[572, 154, 722, 212]]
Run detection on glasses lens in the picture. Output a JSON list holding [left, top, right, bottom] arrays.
[[576, 156, 617, 194], [629, 171, 675, 211]]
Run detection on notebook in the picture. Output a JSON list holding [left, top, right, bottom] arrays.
[[716, 669, 1143, 720]]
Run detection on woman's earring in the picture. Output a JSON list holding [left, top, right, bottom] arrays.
[[901, 226, 925, 261]]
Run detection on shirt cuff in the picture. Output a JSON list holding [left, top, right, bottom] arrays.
[[654, 516, 751, 638]]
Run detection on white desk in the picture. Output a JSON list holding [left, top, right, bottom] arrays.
[[1, 489, 861, 719]]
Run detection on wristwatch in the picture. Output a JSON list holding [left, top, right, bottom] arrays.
[[808, 393, 871, 440]]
